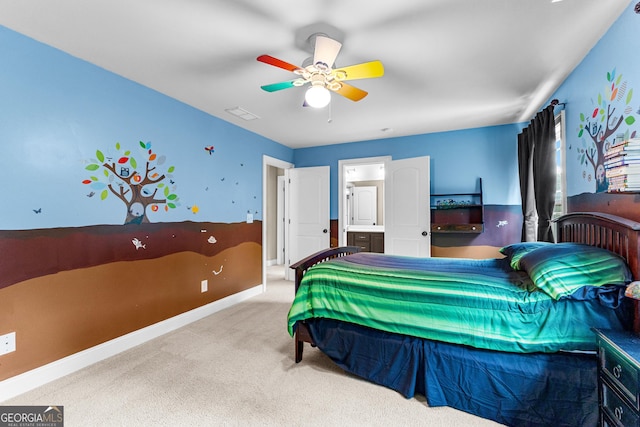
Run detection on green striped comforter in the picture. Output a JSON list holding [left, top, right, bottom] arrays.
[[287, 252, 625, 353]]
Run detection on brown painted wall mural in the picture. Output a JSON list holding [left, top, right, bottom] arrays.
[[0, 224, 261, 380], [0, 221, 261, 290]]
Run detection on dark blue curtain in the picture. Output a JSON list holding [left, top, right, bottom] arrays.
[[518, 127, 536, 242], [518, 105, 557, 242]]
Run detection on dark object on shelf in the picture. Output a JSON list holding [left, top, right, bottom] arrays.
[[435, 199, 474, 209], [430, 178, 484, 233]]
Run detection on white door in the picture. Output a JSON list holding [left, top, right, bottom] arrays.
[[384, 156, 431, 257], [353, 186, 377, 225], [285, 166, 330, 280]]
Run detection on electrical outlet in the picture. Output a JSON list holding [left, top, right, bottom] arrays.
[[200, 279, 208, 293], [0, 332, 16, 355]]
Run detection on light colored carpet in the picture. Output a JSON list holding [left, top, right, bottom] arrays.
[[5, 265, 501, 426]]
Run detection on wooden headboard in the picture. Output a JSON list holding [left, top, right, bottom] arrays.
[[555, 212, 640, 281], [556, 212, 640, 334]]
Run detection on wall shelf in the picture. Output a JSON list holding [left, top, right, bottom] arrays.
[[430, 178, 484, 234]]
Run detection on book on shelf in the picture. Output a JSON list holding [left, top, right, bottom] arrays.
[[605, 139, 640, 192], [605, 139, 640, 157], [605, 165, 640, 178], [604, 159, 640, 169], [608, 185, 640, 192], [608, 187, 640, 193], [608, 174, 640, 184], [604, 153, 640, 163], [608, 176, 640, 190], [612, 138, 640, 147], [604, 148, 640, 160]]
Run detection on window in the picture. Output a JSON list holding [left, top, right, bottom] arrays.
[[553, 110, 567, 221]]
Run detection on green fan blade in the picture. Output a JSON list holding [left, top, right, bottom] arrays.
[[261, 80, 299, 92]]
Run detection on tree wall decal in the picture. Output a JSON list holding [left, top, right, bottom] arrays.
[[82, 141, 180, 224], [576, 69, 636, 192]]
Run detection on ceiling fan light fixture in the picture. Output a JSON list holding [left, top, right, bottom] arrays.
[[257, 24, 383, 107], [305, 85, 331, 108]]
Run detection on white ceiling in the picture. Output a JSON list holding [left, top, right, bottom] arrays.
[[0, 0, 630, 148]]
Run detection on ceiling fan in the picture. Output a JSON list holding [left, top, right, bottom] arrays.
[[257, 34, 384, 108]]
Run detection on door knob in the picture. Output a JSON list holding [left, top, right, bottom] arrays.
[[323, 229, 328, 233], [421, 231, 428, 236]]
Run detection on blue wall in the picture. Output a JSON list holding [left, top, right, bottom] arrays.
[[294, 124, 524, 219], [0, 26, 293, 230]]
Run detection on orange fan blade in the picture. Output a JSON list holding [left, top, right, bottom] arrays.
[[257, 55, 302, 73], [332, 83, 368, 102], [333, 60, 384, 81]]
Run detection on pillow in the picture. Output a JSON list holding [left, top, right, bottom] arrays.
[[499, 242, 552, 270], [518, 243, 632, 299]]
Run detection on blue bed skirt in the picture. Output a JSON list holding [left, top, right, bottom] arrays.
[[307, 318, 598, 427]]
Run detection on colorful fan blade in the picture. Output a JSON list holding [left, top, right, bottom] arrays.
[[332, 83, 368, 102], [333, 60, 384, 81], [260, 80, 299, 92], [257, 55, 302, 73], [313, 35, 342, 70]]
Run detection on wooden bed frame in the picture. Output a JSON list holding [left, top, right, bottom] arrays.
[[290, 245, 362, 362], [290, 212, 640, 363]]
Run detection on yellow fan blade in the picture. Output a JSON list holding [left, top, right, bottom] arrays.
[[332, 83, 368, 102], [333, 60, 384, 81]]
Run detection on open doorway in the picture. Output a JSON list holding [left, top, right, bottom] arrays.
[[262, 157, 330, 284], [262, 156, 293, 288], [338, 156, 390, 246]]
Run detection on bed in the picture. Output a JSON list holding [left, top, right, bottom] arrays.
[[287, 212, 640, 427]]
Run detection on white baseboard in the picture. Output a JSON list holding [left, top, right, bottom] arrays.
[[266, 258, 277, 266], [0, 284, 264, 402]]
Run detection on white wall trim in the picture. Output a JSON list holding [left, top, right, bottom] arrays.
[[0, 284, 263, 402]]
